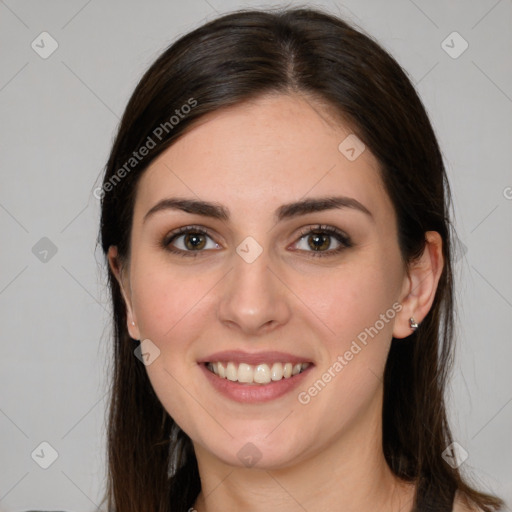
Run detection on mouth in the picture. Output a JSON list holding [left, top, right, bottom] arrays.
[[205, 361, 311, 385], [197, 350, 314, 402], [199, 352, 314, 403]]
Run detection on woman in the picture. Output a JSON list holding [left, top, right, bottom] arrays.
[[96, 7, 505, 512]]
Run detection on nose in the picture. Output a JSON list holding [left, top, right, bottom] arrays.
[[217, 241, 292, 337]]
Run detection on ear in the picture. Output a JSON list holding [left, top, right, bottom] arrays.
[[393, 231, 444, 339], [107, 246, 141, 340]]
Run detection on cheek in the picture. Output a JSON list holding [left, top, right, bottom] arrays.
[[307, 259, 401, 350], [131, 262, 211, 344], [294, 263, 400, 431], [130, 266, 214, 430]]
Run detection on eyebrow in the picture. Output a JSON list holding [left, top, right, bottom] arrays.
[[143, 195, 374, 224]]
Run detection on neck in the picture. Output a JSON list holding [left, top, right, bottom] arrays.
[[192, 389, 415, 512]]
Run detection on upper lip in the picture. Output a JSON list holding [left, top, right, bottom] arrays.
[[198, 350, 313, 366]]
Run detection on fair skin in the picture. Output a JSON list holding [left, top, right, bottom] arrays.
[[108, 93, 447, 511]]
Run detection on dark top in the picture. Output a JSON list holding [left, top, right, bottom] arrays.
[[416, 484, 457, 511]]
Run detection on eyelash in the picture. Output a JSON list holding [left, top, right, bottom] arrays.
[[162, 224, 353, 258]]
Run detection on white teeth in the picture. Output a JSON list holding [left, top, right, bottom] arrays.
[[254, 364, 270, 383], [226, 362, 237, 381], [238, 363, 253, 383], [270, 362, 283, 381], [206, 361, 310, 384]]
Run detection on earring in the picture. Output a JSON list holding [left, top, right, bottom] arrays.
[[409, 317, 419, 331], [131, 321, 135, 326]]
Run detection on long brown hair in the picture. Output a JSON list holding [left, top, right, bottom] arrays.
[[96, 7, 504, 511]]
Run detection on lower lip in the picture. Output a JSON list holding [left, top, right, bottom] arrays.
[[199, 363, 313, 403]]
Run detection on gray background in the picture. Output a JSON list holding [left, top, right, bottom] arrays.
[[1, 0, 511, 510]]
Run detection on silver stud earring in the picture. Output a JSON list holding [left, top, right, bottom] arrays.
[[131, 321, 135, 326], [409, 317, 419, 331]]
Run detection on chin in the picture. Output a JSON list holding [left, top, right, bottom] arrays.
[[196, 427, 312, 471]]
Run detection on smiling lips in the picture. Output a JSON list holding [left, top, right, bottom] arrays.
[[199, 350, 314, 402], [206, 361, 311, 385], [198, 350, 313, 386]]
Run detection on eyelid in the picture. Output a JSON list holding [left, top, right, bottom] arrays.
[[295, 224, 350, 243]]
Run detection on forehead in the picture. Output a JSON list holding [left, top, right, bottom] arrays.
[[133, 93, 391, 225]]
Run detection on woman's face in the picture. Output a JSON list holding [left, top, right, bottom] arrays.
[[110, 93, 412, 469]]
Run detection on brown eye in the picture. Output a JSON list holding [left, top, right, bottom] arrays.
[[292, 225, 352, 257], [182, 232, 207, 250], [307, 232, 331, 251], [163, 226, 221, 257]]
